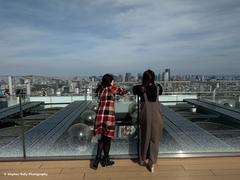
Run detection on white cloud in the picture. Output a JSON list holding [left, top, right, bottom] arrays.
[[0, 0, 240, 76]]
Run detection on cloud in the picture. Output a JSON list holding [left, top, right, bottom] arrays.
[[0, 0, 240, 76]]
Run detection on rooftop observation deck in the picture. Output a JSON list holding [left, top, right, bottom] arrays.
[[1, 94, 240, 158], [1, 94, 240, 180]]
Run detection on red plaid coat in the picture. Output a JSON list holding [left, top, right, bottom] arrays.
[[94, 85, 128, 138]]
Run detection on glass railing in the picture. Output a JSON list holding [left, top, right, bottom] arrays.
[[199, 95, 240, 110], [1, 92, 240, 160], [0, 94, 139, 159]]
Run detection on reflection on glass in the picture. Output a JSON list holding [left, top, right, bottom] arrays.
[[67, 123, 92, 152], [88, 102, 98, 112], [79, 110, 96, 127]]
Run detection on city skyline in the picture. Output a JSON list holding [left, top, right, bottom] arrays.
[[1, 72, 240, 83], [0, 0, 240, 76], [0, 71, 240, 80]]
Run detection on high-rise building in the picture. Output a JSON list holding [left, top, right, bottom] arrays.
[[157, 73, 161, 81], [137, 73, 142, 82], [25, 79, 31, 96], [165, 68, 171, 81], [125, 73, 132, 82], [162, 69, 171, 81], [8, 76, 13, 96], [117, 74, 123, 82]]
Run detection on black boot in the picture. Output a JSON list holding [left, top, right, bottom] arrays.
[[101, 156, 114, 167], [92, 157, 101, 170]]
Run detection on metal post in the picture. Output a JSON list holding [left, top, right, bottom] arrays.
[[85, 87, 87, 101], [137, 95, 140, 159], [212, 88, 216, 102], [19, 93, 26, 159], [236, 95, 240, 109]]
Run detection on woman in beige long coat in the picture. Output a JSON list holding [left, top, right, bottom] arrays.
[[133, 69, 163, 173]]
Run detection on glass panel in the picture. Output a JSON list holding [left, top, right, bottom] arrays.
[[200, 95, 240, 110], [111, 95, 138, 157], [24, 102, 70, 157], [163, 93, 240, 154], [23, 95, 138, 158], [0, 97, 26, 159], [2, 81, 240, 160]]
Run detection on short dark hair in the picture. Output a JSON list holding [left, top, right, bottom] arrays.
[[142, 69, 155, 86]]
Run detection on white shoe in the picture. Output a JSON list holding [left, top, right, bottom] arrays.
[[139, 160, 145, 166], [149, 164, 154, 173]]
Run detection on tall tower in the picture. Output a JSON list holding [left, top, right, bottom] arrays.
[[25, 79, 31, 96], [125, 73, 131, 82], [8, 76, 13, 96], [165, 68, 171, 81]]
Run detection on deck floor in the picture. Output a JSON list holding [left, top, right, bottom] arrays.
[[1, 157, 240, 180]]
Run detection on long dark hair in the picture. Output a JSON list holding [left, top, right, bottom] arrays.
[[142, 69, 155, 86], [95, 74, 114, 94]]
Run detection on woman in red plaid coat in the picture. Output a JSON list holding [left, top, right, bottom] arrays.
[[92, 74, 128, 169]]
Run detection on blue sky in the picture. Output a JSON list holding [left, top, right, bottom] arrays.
[[0, 0, 240, 76]]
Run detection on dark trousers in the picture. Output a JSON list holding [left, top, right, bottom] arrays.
[[96, 134, 112, 159]]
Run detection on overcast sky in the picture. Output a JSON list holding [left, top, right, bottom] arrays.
[[0, 0, 240, 76]]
